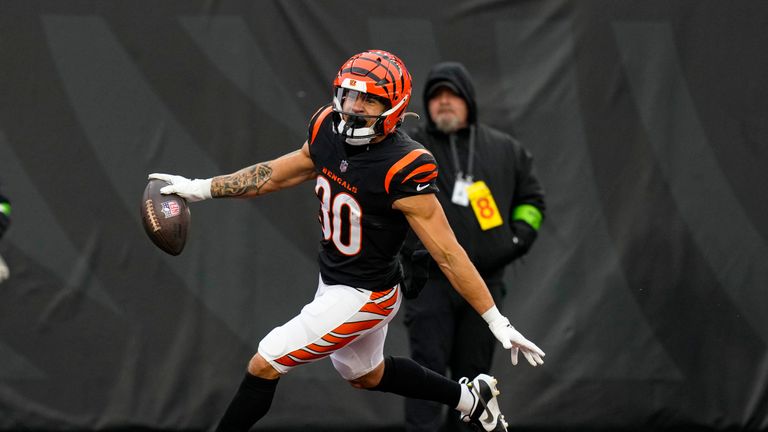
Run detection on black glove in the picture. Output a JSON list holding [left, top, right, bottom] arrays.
[[400, 249, 431, 299], [510, 220, 537, 260], [0, 194, 10, 240]]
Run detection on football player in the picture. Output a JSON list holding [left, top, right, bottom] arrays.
[[149, 50, 544, 432]]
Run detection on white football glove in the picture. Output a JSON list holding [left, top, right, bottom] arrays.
[[148, 173, 212, 202], [0, 254, 9, 283], [483, 306, 545, 367]]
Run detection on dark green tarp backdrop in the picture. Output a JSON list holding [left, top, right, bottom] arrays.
[[1, 0, 766, 430]]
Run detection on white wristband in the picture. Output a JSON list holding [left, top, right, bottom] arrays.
[[197, 178, 213, 200], [481, 305, 504, 325]]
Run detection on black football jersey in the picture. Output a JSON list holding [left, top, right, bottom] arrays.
[[307, 105, 439, 291]]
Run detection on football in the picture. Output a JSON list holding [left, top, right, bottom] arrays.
[[140, 179, 190, 256]]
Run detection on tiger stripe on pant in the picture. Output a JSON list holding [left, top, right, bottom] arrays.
[[259, 277, 401, 379]]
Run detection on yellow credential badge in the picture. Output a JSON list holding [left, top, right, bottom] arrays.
[[466, 181, 503, 231]]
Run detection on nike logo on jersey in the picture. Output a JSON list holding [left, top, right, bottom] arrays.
[[416, 183, 430, 192]]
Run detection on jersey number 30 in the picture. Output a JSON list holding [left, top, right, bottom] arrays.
[[315, 176, 362, 256]]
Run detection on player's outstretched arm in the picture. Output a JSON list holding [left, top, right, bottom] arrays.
[[395, 194, 493, 312], [211, 142, 316, 198], [149, 142, 316, 201], [394, 193, 545, 367]]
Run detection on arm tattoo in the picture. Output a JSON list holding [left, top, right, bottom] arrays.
[[211, 163, 273, 197]]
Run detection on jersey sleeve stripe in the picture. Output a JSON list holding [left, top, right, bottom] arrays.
[[309, 105, 334, 145], [401, 163, 437, 183], [412, 171, 437, 183], [383, 149, 430, 193]]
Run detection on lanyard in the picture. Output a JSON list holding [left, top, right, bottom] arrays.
[[448, 125, 476, 180]]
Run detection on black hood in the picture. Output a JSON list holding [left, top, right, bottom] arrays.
[[422, 61, 478, 130]]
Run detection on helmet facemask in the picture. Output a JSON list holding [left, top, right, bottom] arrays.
[[333, 87, 390, 145]]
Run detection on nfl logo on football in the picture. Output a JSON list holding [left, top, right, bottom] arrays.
[[340, 160, 349, 173], [161, 200, 181, 218]]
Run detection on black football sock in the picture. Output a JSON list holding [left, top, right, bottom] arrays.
[[214, 372, 279, 432], [369, 356, 460, 407]]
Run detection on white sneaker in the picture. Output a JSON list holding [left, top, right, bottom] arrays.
[[459, 374, 509, 432]]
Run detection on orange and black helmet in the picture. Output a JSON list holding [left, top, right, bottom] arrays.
[[332, 50, 413, 144]]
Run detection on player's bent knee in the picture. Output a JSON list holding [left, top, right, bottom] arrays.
[[247, 353, 280, 380], [347, 375, 376, 389], [347, 362, 385, 389]]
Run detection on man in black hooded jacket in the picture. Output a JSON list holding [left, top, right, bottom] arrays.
[[403, 62, 546, 432]]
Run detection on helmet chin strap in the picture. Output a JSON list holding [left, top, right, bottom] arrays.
[[337, 118, 378, 146], [346, 137, 374, 146]]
